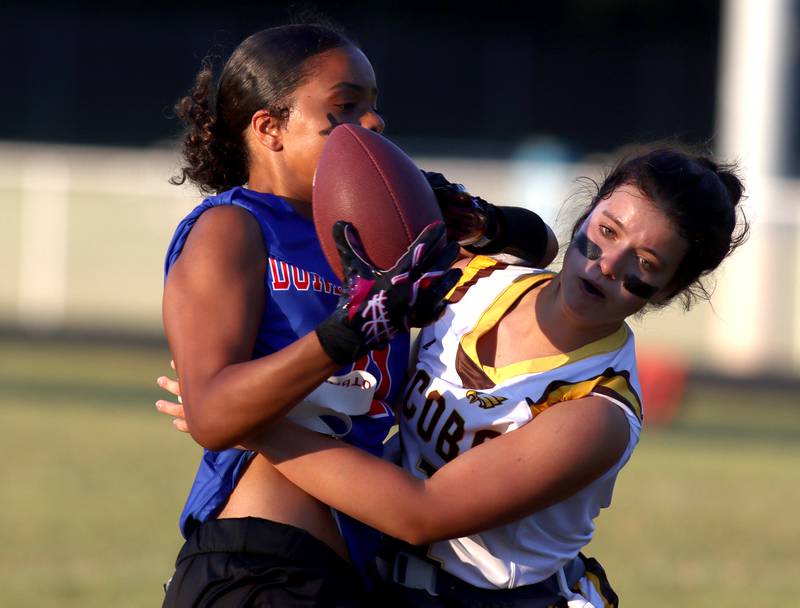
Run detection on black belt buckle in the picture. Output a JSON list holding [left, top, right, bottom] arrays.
[[392, 550, 439, 596]]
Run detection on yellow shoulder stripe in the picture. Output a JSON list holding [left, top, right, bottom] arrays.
[[446, 255, 502, 300], [532, 369, 642, 421]]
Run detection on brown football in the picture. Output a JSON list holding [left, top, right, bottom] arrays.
[[312, 124, 442, 280]]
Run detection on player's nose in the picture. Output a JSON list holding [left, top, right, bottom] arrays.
[[598, 248, 624, 280], [361, 110, 385, 134]]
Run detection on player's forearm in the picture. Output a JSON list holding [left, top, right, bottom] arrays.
[[466, 205, 558, 267], [255, 419, 534, 546], [253, 399, 632, 547], [251, 421, 448, 544], [181, 332, 340, 451]]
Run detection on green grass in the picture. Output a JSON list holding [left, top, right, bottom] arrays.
[[0, 338, 198, 608], [2, 338, 799, 607], [586, 384, 800, 605]]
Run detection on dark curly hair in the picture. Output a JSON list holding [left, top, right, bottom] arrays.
[[570, 148, 749, 309], [171, 24, 355, 194]]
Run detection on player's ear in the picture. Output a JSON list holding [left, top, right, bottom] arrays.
[[251, 109, 283, 152]]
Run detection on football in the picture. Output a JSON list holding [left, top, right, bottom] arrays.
[[312, 124, 442, 280]]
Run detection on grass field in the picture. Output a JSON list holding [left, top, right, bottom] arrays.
[[2, 337, 799, 607]]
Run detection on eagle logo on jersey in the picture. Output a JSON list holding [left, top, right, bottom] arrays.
[[466, 390, 507, 409]]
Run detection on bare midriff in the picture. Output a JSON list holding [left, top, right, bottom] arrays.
[[217, 453, 349, 560]]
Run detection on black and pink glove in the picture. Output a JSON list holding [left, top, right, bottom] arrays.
[[316, 220, 461, 365]]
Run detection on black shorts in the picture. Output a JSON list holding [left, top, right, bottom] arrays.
[[162, 517, 368, 608]]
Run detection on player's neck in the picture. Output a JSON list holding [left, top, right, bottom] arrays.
[[246, 170, 313, 219]]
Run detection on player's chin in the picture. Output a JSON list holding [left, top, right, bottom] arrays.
[[563, 281, 615, 322]]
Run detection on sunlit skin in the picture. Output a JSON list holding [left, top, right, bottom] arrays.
[[160, 40, 562, 582], [160, 45, 386, 560], [541, 186, 689, 343], [471, 186, 690, 367], [207, 188, 692, 546], [246, 45, 385, 216], [161, 187, 690, 414], [163, 46, 696, 568], [158, 185, 695, 550]]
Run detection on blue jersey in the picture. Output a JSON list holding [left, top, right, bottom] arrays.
[[164, 187, 407, 576]]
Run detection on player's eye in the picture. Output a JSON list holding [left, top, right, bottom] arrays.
[[638, 256, 654, 272], [598, 224, 615, 238], [335, 102, 357, 112]]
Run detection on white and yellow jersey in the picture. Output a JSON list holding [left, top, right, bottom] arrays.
[[398, 256, 643, 589]]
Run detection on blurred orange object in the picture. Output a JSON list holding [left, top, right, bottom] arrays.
[[637, 350, 688, 427]]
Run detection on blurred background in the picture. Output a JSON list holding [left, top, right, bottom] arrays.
[[1, 1, 798, 606]]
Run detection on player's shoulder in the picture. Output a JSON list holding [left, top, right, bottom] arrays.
[[448, 255, 553, 302], [169, 196, 265, 273], [465, 254, 553, 278], [190, 203, 262, 246]]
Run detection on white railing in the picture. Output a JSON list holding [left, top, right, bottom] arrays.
[[1, 141, 799, 377]]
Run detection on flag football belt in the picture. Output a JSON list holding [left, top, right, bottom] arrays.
[[377, 546, 586, 604]]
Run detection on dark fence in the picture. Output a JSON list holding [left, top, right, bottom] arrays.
[[2, 1, 720, 157]]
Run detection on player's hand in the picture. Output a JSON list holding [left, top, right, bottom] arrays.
[[423, 171, 496, 247], [156, 367, 247, 449], [315, 220, 461, 365], [424, 170, 557, 267], [155, 360, 189, 433]]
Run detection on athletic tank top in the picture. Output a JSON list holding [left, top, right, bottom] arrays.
[[164, 187, 407, 576], [400, 256, 643, 588]]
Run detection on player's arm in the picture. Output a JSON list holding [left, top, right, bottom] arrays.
[[424, 171, 559, 268], [475, 205, 559, 267], [249, 395, 629, 545], [164, 214, 458, 452], [163, 206, 340, 452]]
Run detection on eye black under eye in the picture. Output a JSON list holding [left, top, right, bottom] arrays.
[[622, 275, 659, 299]]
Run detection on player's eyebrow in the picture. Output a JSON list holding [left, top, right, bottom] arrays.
[[329, 82, 378, 96], [600, 210, 664, 263], [601, 210, 626, 231]]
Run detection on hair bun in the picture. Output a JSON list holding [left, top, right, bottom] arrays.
[[716, 168, 745, 208]]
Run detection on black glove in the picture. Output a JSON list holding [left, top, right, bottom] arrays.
[[423, 170, 550, 263], [316, 220, 461, 365], [423, 171, 497, 247]]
